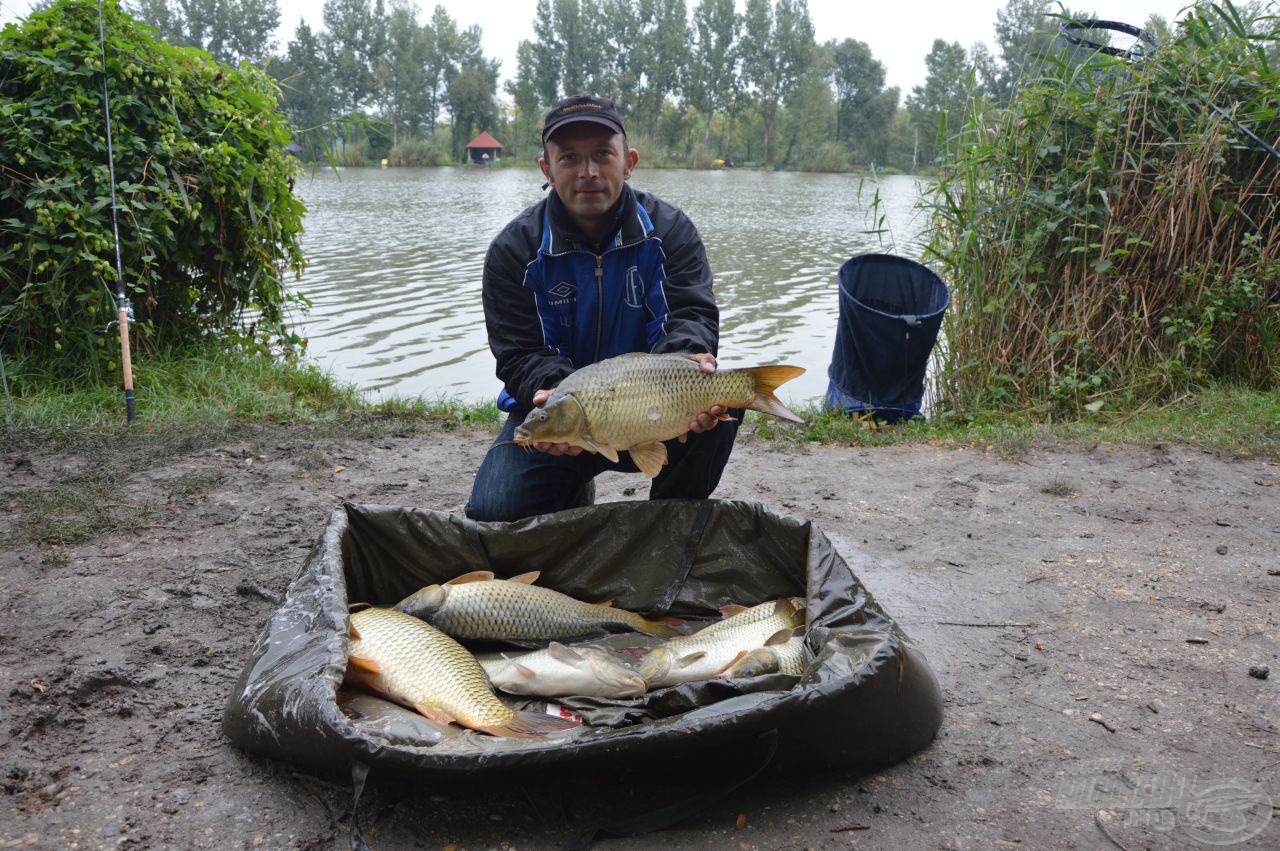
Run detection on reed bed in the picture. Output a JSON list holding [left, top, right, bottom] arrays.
[[924, 2, 1280, 417]]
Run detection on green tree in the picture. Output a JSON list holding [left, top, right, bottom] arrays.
[[323, 0, 386, 114], [688, 0, 740, 148], [991, 0, 1059, 101], [828, 37, 898, 164], [906, 39, 969, 167], [740, 0, 815, 165], [445, 26, 500, 160], [0, 0, 305, 377], [530, 0, 560, 107], [505, 40, 544, 159], [635, 0, 690, 132], [273, 20, 335, 158], [378, 1, 432, 142]]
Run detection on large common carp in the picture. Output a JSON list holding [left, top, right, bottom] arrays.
[[344, 607, 578, 738], [394, 570, 681, 640], [636, 598, 807, 688], [513, 352, 805, 477], [476, 642, 647, 699]]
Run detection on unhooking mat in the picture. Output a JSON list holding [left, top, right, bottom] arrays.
[[222, 499, 943, 780]]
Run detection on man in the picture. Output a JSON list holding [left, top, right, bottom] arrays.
[[465, 94, 738, 523]]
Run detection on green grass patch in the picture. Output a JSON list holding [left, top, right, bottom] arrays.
[[1, 346, 1274, 459], [0, 344, 500, 450], [15, 467, 162, 545]]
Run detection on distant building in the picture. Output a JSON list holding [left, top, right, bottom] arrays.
[[465, 131, 503, 165]]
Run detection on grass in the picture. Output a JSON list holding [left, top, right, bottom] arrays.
[[0, 344, 501, 451], [1, 346, 1276, 461]]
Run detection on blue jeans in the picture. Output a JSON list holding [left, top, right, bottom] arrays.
[[465, 409, 742, 522]]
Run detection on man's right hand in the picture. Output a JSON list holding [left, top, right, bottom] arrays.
[[529, 388, 585, 456]]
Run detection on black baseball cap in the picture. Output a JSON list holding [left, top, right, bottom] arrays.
[[542, 95, 626, 145]]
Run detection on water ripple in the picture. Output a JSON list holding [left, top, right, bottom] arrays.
[[295, 167, 928, 403]]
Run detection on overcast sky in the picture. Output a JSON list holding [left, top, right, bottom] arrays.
[[2, 0, 1199, 93]]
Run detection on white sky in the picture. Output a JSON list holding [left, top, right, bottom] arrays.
[[1, 0, 1198, 93]]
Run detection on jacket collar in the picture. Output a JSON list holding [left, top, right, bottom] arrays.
[[540, 183, 652, 255]]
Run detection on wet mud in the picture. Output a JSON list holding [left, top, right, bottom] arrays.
[[2, 428, 1277, 849]]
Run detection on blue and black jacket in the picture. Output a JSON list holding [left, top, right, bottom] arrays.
[[482, 183, 718, 413]]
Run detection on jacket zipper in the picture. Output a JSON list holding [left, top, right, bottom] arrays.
[[593, 254, 604, 362]]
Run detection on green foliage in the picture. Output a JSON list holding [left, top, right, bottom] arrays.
[[0, 0, 305, 380], [924, 2, 1280, 416], [389, 137, 449, 167]]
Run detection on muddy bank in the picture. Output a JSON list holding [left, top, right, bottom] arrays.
[[2, 428, 1277, 849]]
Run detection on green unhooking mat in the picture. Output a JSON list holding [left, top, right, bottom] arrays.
[[223, 499, 942, 784]]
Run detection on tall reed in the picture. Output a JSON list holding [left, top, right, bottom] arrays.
[[924, 2, 1280, 417]]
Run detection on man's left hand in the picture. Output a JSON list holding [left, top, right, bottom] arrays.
[[678, 353, 725, 442]]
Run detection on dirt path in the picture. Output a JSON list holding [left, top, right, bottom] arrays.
[[2, 427, 1277, 849]]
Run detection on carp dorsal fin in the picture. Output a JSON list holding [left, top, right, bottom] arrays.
[[548, 642, 585, 665], [592, 599, 615, 608], [507, 571, 540, 585], [765, 628, 794, 647], [447, 570, 495, 585], [628, 441, 668, 479], [719, 604, 747, 618], [347, 654, 381, 675]]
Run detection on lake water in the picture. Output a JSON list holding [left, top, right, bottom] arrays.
[[294, 166, 931, 405]]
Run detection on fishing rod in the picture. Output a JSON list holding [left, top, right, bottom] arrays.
[[96, 0, 136, 423]]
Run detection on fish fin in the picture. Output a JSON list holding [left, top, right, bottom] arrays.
[[346, 618, 362, 641], [628, 441, 668, 478], [347, 602, 372, 614], [719, 604, 747, 618], [346, 654, 381, 675], [447, 570, 495, 585], [411, 702, 457, 726], [508, 571, 540, 585], [637, 617, 682, 638], [676, 651, 707, 668], [712, 411, 737, 422], [765, 628, 794, 647], [514, 662, 537, 679], [481, 710, 579, 739], [547, 642, 585, 664], [592, 598, 615, 608], [582, 436, 619, 463], [792, 625, 808, 639], [717, 650, 750, 674], [745, 365, 806, 424]]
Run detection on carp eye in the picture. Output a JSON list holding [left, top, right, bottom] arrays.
[[537, 410, 548, 421]]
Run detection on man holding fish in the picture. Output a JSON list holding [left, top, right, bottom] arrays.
[[466, 94, 803, 522]]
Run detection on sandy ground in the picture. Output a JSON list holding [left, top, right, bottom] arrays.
[[2, 425, 1278, 850]]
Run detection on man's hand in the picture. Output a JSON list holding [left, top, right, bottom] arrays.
[[678, 353, 726, 443], [529, 388, 584, 456]]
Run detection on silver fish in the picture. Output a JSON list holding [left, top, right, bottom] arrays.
[[476, 642, 647, 699], [636, 598, 806, 687]]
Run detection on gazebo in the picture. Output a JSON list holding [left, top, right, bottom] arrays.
[[465, 131, 503, 165]]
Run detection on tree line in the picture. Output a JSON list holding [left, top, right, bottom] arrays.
[[122, 0, 1181, 171]]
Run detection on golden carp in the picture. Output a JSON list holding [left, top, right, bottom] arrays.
[[476, 642, 647, 699], [636, 598, 807, 687], [344, 607, 578, 738], [512, 352, 805, 477], [394, 570, 681, 640], [717, 634, 809, 679]]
